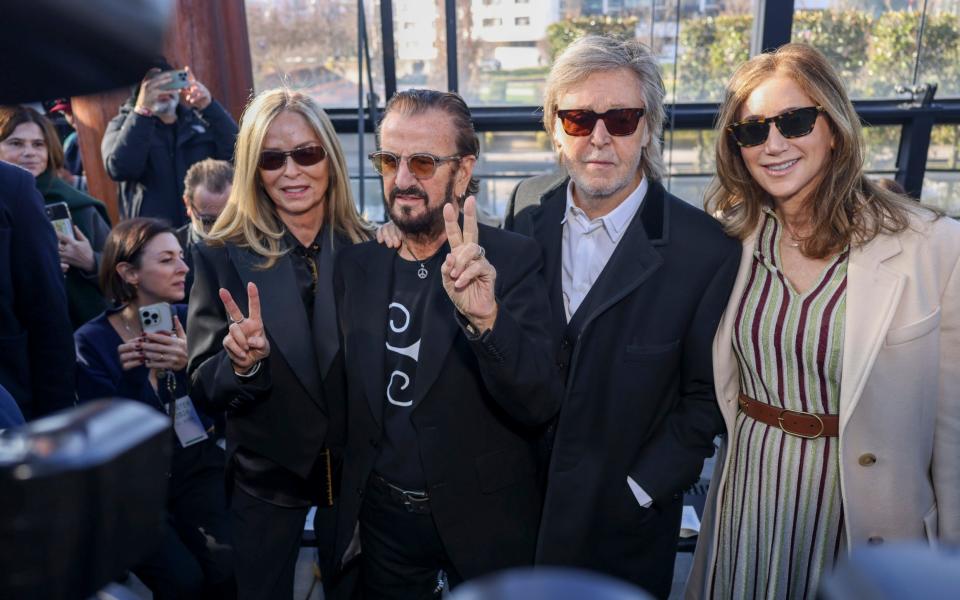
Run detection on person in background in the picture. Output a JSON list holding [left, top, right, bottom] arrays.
[[75, 217, 234, 600], [102, 58, 238, 227], [687, 43, 960, 599], [46, 98, 87, 191], [0, 105, 110, 329], [187, 88, 370, 600], [176, 158, 234, 296], [0, 161, 75, 420]]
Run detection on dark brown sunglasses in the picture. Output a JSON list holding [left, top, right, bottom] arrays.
[[258, 145, 327, 171], [555, 107, 646, 137]]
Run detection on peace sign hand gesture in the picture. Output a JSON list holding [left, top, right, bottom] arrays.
[[218, 282, 270, 374], [441, 196, 498, 332]]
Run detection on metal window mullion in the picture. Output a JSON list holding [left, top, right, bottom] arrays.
[[444, 0, 458, 93], [752, 0, 795, 56], [381, 0, 397, 99], [896, 114, 935, 199]]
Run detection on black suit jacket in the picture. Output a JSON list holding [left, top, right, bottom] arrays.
[[507, 176, 740, 598], [0, 162, 75, 419], [332, 224, 563, 581], [186, 231, 348, 480]]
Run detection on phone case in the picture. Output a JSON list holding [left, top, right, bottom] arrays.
[[45, 202, 75, 240], [139, 302, 174, 334]]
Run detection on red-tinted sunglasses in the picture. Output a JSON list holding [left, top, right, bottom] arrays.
[[555, 107, 646, 137], [258, 145, 327, 171]]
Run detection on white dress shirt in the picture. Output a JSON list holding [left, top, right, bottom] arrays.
[[560, 176, 654, 508]]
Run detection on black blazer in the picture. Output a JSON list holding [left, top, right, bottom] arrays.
[[332, 224, 563, 581], [507, 177, 740, 598], [0, 162, 75, 419], [186, 231, 349, 480]]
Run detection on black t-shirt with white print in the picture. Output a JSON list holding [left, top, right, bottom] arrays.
[[373, 251, 443, 490]]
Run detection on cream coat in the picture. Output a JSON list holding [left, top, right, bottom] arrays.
[[686, 210, 960, 599]]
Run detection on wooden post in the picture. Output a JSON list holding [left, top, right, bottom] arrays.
[[71, 89, 130, 224], [69, 0, 253, 223]]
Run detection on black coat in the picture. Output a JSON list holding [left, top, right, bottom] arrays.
[[332, 225, 564, 581], [102, 101, 237, 227], [187, 232, 349, 479], [0, 162, 76, 419], [506, 177, 740, 598]]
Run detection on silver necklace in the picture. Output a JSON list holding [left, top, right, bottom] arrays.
[[403, 241, 429, 279]]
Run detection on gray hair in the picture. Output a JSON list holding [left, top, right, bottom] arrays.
[[183, 158, 234, 202], [543, 35, 666, 182]]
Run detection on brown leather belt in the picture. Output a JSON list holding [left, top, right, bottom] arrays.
[[738, 394, 839, 439]]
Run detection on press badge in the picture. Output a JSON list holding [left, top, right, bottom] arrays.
[[172, 396, 209, 448]]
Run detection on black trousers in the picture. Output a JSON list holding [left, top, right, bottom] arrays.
[[231, 485, 311, 600], [133, 464, 235, 599], [359, 475, 463, 600]]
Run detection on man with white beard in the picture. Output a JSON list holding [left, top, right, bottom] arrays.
[[102, 59, 238, 228]]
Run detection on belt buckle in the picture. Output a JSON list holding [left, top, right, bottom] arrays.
[[777, 408, 824, 439]]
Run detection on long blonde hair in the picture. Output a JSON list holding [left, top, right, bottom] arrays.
[[706, 43, 925, 258], [207, 88, 371, 266]]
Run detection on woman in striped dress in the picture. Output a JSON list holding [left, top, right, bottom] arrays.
[[686, 44, 960, 599]]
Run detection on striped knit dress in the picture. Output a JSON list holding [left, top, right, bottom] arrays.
[[711, 210, 848, 600]]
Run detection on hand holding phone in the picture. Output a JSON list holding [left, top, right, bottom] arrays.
[[45, 202, 75, 240], [139, 309, 188, 372]]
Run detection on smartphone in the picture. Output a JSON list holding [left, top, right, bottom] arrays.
[[45, 202, 75, 240], [158, 69, 189, 91], [139, 302, 174, 334]]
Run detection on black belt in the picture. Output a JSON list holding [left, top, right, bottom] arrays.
[[369, 473, 431, 514]]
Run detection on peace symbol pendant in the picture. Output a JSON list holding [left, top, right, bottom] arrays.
[[417, 266, 429, 279]]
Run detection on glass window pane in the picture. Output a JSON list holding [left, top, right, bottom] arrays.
[[665, 129, 718, 175], [922, 124, 960, 216], [665, 175, 712, 210], [792, 2, 921, 99], [475, 131, 556, 221], [246, 0, 384, 108], [918, 5, 960, 99], [394, 0, 447, 91], [458, 2, 754, 106], [863, 125, 900, 172]]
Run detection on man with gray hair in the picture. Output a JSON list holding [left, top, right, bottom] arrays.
[[176, 158, 233, 297], [505, 36, 740, 598]]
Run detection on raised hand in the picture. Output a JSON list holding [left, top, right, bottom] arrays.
[[218, 282, 270, 374], [441, 196, 498, 332], [135, 68, 177, 113], [181, 66, 212, 110]]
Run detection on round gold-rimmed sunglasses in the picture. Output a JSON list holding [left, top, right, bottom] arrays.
[[368, 151, 464, 180]]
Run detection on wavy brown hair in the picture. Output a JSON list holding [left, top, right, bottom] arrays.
[[0, 105, 65, 173], [706, 43, 929, 258]]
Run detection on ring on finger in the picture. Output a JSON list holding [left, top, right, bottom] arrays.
[[160, 353, 166, 361], [230, 317, 245, 325], [475, 246, 486, 261]]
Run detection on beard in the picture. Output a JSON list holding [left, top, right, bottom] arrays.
[[386, 177, 456, 241], [564, 148, 644, 202]]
